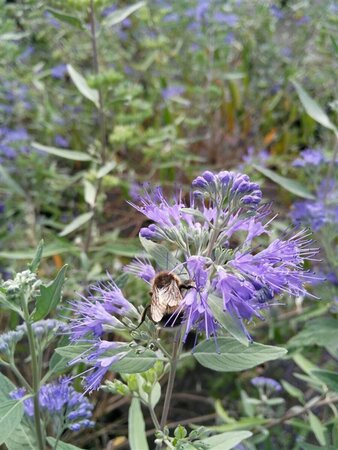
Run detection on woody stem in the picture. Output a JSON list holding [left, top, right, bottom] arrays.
[[160, 327, 183, 429]]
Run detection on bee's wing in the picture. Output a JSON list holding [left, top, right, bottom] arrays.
[[151, 280, 182, 323]]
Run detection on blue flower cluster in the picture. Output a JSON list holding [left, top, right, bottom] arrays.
[[251, 376, 282, 394], [69, 171, 318, 391], [10, 377, 94, 432]]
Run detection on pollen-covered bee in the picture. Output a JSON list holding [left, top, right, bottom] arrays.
[[137, 271, 194, 327]]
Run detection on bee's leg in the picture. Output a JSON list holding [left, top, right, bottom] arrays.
[[134, 304, 151, 330], [179, 281, 195, 292]]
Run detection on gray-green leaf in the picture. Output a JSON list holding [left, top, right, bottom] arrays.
[[84, 180, 96, 207], [45, 8, 83, 29], [110, 348, 158, 373], [292, 80, 337, 132], [32, 264, 68, 321], [47, 437, 84, 450], [28, 240, 44, 272], [0, 165, 26, 197], [128, 398, 149, 450], [4, 418, 37, 450], [253, 165, 315, 199], [67, 64, 99, 107], [139, 237, 186, 274], [311, 370, 338, 393], [0, 400, 24, 445], [32, 142, 92, 161], [59, 212, 93, 237], [201, 431, 252, 450], [193, 338, 287, 372], [208, 294, 249, 346], [103, 2, 146, 27], [308, 411, 327, 446]]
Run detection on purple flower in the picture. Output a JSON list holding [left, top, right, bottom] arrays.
[[192, 171, 263, 207], [10, 377, 94, 432], [68, 279, 138, 341], [292, 149, 326, 167], [251, 376, 282, 393], [69, 170, 319, 381], [51, 64, 67, 79], [0, 127, 30, 159], [0, 329, 25, 356], [213, 12, 238, 26], [295, 15, 310, 25], [163, 12, 179, 23], [44, 11, 61, 28], [102, 5, 117, 17], [129, 185, 184, 229], [270, 5, 284, 20], [291, 179, 338, 232], [81, 341, 128, 392], [225, 32, 235, 45], [124, 258, 156, 283], [17, 46, 34, 62], [54, 135, 69, 148], [242, 147, 269, 167], [161, 85, 185, 100], [170, 256, 217, 341], [129, 180, 143, 201]]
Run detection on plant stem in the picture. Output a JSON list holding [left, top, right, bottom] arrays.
[[149, 405, 161, 430], [22, 297, 45, 450], [160, 327, 183, 429], [84, 0, 108, 254], [10, 358, 32, 392]]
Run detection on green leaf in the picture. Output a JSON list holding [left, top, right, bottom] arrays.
[[193, 338, 287, 372], [67, 64, 99, 107], [292, 80, 337, 132], [0, 241, 79, 260], [32, 142, 92, 161], [48, 336, 71, 377], [96, 160, 116, 178], [4, 418, 37, 450], [45, 7, 83, 28], [288, 318, 338, 355], [95, 240, 143, 258], [0, 165, 25, 197], [208, 294, 249, 346], [253, 165, 315, 199], [0, 292, 22, 315], [0, 401, 24, 445], [301, 444, 336, 450], [128, 398, 149, 450], [0, 32, 29, 41], [311, 370, 338, 393], [180, 208, 206, 221], [84, 180, 96, 207], [32, 265, 68, 321], [59, 212, 93, 237], [207, 417, 268, 432], [28, 240, 44, 272], [55, 344, 93, 361], [150, 382, 161, 408], [201, 431, 252, 450], [281, 380, 304, 403], [292, 354, 317, 376], [0, 373, 16, 400], [47, 437, 84, 450], [103, 2, 146, 27], [110, 349, 158, 373], [308, 411, 327, 446], [139, 237, 186, 274]]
